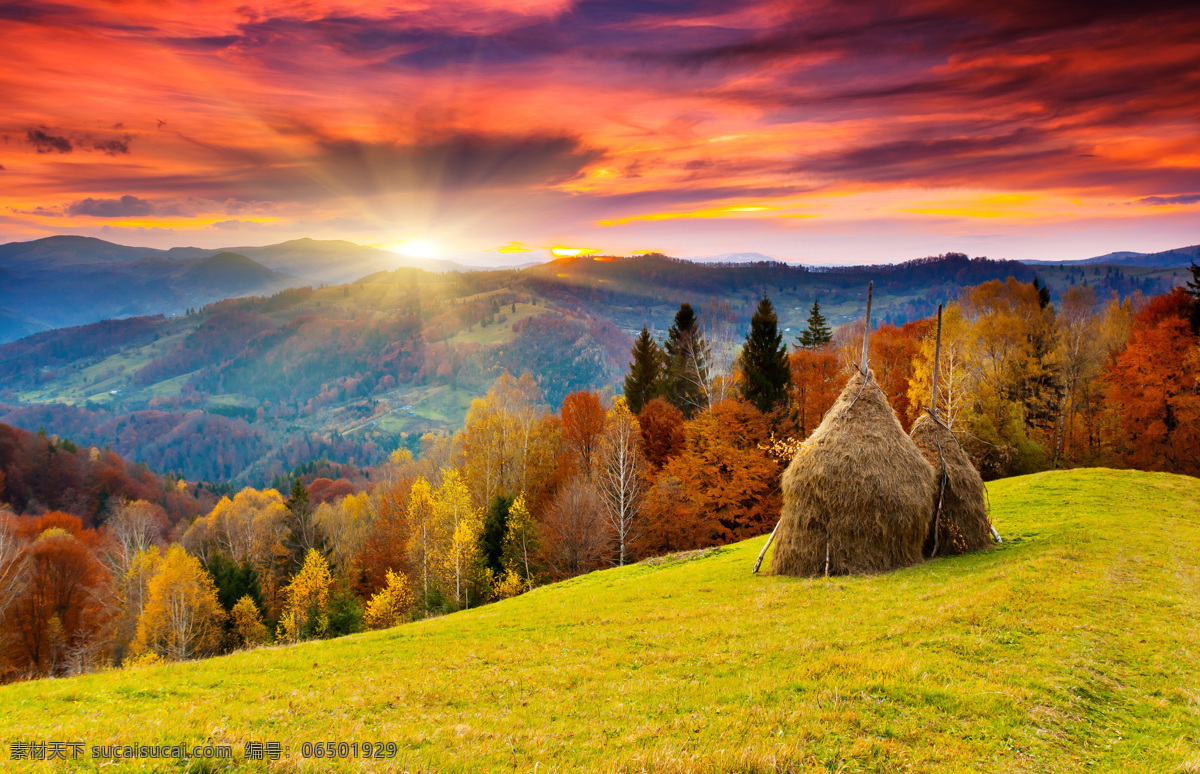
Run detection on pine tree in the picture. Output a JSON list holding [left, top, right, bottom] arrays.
[[663, 303, 706, 417], [1032, 276, 1051, 308], [1187, 261, 1200, 333], [480, 494, 514, 579], [284, 479, 324, 570], [797, 301, 832, 348], [623, 326, 662, 414], [740, 296, 792, 413]]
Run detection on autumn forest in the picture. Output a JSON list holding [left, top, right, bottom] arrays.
[[0, 255, 1196, 682]]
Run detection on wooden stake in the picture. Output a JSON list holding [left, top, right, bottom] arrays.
[[751, 520, 780, 574], [931, 303, 943, 422], [859, 281, 873, 373]]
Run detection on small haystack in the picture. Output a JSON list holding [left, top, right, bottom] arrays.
[[910, 414, 993, 556], [909, 304, 995, 556], [768, 283, 936, 577]]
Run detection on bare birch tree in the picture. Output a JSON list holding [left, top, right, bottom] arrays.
[[595, 399, 646, 566], [0, 511, 26, 620]]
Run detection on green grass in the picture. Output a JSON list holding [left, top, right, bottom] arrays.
[[2, 469, 1198, 773]]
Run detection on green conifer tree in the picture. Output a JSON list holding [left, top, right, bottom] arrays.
[[623, 326, 663, 414], [740, 296, 791, 413], [796, 300, 832, 348], [1187, 261, 1200, 333], [663, 303, 706, 417]]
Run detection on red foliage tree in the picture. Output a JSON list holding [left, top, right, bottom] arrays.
[[637, 398, 685, 471], [307, 477, 357, 505], [1104, 288, 1200, 475], [789, 347, 842, 438], [871, 320, 929, 430]]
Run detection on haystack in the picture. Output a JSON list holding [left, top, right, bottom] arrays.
[[909, 413, 993, 556], [768, 366, 936, 576]]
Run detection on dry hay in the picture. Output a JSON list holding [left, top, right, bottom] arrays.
[[769, 369, 935, 577], [909, 413, 993, 556]]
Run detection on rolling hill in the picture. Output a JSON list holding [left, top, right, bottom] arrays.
[[1025, 244, 1200, 268], [0, 252, 1188, 484], [1, 468, 1196, 772]]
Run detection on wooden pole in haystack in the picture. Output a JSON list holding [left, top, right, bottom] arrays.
[[859, 281, 873, 374], [928, 303, 948, 557], [931, 303, 943, 422]]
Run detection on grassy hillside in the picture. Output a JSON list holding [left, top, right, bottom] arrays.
[[3, 469, 1197, 772]]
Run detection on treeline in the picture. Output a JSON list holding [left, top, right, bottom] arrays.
[[0, 423, 214, 527]]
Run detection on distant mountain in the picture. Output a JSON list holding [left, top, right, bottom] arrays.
[[0, 306, 52, 343], [1024, 244, 1199, 268], [0, 251, 302, 343], [0, 235, 200, 269]]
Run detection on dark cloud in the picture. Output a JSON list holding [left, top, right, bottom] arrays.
[[90, 138, 131, 155], [1137, 193, 1200, 206], [26, 127, 72, 153], [66, 195, 155, 217], [8, 205, 61, 216], [799, 129, 1058, 180], [23, 126, 133, 156]]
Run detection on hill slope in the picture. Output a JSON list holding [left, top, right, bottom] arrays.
[[2, 469, 1197, 772]]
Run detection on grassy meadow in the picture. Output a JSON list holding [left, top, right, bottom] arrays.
[[2, 468, 1198, 772]]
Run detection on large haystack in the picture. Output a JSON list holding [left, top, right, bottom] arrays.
[[769, 369, 936, 577], [909, 414, 993, 556]]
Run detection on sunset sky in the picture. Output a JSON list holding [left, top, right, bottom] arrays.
[[2, 0, 1198, 264]]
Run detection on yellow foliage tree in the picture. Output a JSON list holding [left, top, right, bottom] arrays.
[[181, 487, 290, 619], [132, 545, 225, 661], [405, 476, 442, 611], [363, 569, 414, 629], [492, 568, 524, 600], [277, 549, 332, 643], [230, 595, 269, 648], [113, 546, 162, 661], [501, 493, 540, 591], [435, 469, 486, 609], [314, 491, 377, 577], [907, 304, 974, 427]]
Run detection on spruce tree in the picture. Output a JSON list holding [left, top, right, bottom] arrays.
[[623, 326, 662, 414], [663, 303, 706, 417], [796, 300, 832, 348], [740, 296, 791, 413], [284, 479, 324, 570], [480, 494, 514, 579], [1187, 261, 1200, 333]]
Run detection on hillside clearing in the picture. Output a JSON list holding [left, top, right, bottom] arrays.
[[2, 469, 1198, 772]]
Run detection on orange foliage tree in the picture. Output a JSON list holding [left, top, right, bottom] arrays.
[[648, 399, 782, 549], [789, 347, 842, 438], [560, 391, 607, 474], [3, 512, 110, 677]]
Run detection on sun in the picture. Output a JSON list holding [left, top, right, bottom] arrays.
[[384, 237, 439, 259]]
